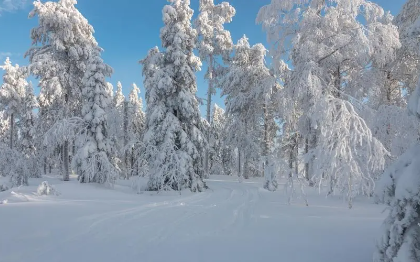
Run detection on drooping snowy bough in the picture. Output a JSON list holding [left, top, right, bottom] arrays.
[[140, 0, 207, 192]]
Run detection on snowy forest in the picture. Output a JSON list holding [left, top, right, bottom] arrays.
[[0, 0, 419, 262]]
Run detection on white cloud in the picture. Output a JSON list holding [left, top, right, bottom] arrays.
[[0, 0, 28, 14]]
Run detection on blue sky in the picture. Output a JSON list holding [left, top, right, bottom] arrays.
[[0, 0, 407, 116]]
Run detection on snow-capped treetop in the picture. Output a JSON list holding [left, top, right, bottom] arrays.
[[0, 58, 27, 118], [211, 104, 225, 128], [114, 81, 125, 108], [257, 0, 399, 85], [106, 82, 114, 98], [392, 0, 420, 93], [26, 0, 99, 119], [195, 0, 235, 61], [29, 0, 97, 52], [222, 36, 276, 115], [127, 83, 145, 141], [160, 0, 202, 72], [395, 0, 420, 48], [129, 83, 143, 109]]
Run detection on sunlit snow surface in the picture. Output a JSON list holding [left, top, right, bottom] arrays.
[[0, 175, 385, 262]]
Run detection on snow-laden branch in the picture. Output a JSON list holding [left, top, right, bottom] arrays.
[[43, 117, 87, 149]]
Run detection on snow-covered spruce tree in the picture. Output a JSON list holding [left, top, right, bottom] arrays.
[[127, 83, 145, 141], [125, 83, 146, 178], [0, 58, 29, 186], [20, 81, 40, 178], [208, 104, 226, 175], [140, 0, 206, 192], [114, 82, 125, 109], [0, 57, 27, 150], [221, 36, 279, 181], [26, 0, 99, 181], [195, 0, 235, 177], [374, 13, 420, 262], [108, 81, 125, 174], [73, 46, 117, 184]]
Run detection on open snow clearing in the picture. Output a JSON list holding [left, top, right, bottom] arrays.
[[0, 175, 385, 262]]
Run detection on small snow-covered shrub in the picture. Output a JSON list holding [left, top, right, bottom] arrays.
[[0, 144, 29, 187], [263, 157, 278, 192], [37, 181, 59, 196], [0, 184, 8, 192]]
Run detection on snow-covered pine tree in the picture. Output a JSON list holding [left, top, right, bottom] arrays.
[[0, 57, 27, 150], [221, 36, 278, 180], [140, 0, 206, 192], [195, 0, 235, 177], [73, 45, 117, 184], [0, 58, 30, 186], [26, 0, 99, 181]]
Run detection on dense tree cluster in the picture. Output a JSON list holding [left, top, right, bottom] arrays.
[[0, 0, 419, 260]]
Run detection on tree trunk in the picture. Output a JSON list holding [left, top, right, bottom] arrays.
[[123, 101, 129, 179], [238, 149, 241, 178], [289, 143, 294, 178], [295, 133, 299, 176], [62, 92, 70, 181], [263, 104, 269, 165], [305, 136, 309, 178], [9, 113, 14, 150], [44, 157, 47, 175], [63, 140, 70, 181]]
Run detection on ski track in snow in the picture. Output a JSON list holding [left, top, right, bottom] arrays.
[[0, 176, 386, 262]]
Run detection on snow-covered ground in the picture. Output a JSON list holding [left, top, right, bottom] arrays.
[[0, 175, 385, 262]]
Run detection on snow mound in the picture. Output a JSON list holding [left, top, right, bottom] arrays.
[[37, 181, 60, 196]]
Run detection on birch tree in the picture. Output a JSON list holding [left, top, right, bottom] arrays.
[[257, 0, 393, 205]]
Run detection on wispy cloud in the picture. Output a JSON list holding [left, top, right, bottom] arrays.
[[0, 0, 28, 14], [0, 52, 12, 60]]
